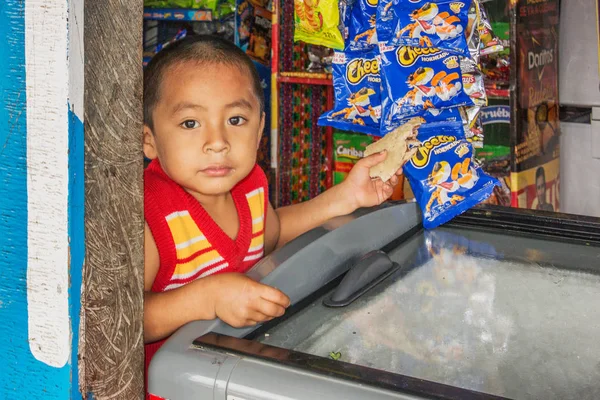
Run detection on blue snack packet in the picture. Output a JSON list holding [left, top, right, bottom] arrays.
[[379, 107, 461, 136], [346, 0, 379, 50], [404, 121, 498, 229], [378, 44, 474, 132], [377, 0, 471, 57], [318, 49, 382, 135]]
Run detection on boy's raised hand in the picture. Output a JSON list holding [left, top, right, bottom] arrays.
[[212, 273, 290, 328], [339, 150, 402, 209]]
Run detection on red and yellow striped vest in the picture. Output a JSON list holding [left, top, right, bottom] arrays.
[[144, 160, 268, 374]]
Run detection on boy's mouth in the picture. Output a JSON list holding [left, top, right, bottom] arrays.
[[200, 165, 234, 177]]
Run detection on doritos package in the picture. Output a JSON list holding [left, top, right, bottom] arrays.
[[403, 121, 498, 229], [318, 49, 382, 135], [378, 44, 474, 132], [346, 0, 379, 51], [294, 0, 345, 50], [377, 0, 471, 57]]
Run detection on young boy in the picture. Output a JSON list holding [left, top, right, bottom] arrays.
[[143, 35, 403, 371]]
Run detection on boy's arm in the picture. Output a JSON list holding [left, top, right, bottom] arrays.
[[265, 151, 400, 251], [144, 223, 289, 343], [144, 223, 218, 342]]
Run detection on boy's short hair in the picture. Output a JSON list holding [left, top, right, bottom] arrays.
[[143, 34, 265, 130]]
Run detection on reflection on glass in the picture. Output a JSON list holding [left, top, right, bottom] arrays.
[[260, 228, 600, 400]]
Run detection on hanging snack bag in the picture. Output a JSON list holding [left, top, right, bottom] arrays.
[[461, 58, 487, 107], [294, 0, 345, 50], [465, 0, 481, 62], [377, 0, 471, 57], [460, 106, 484, 147], [319, 49, 382, 135], [402, 120, 498, 229], [379, 44, 474, 132], [346, 0, 379, 50], [478, 0, 504, 56], [380, 106, 462, 136]]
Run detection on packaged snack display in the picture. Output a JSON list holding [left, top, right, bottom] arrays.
[[377, 0, 471, 57], [307, 45, 335, 73], [246, 5, 272, 64], [318, 49, 382, 135], [379, 45, 474, 131], [477, 0, 503, 56], [461, 57, 486, 106], [333, 132, 374, 185], [460, 106, 483, 147], [403, 121, 498, 229], [346, 0, 379, 50], [294, 0, 345, 50]]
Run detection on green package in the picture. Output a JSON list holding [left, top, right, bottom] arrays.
[[333, 131, 373, 185]]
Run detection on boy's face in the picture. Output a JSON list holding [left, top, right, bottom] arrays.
[[144, 62, 264, 201]]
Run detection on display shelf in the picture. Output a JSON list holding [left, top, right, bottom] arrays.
[[278, 71, 333, 86], [143, 8, 213, 22], [485, 86, 510, 99]]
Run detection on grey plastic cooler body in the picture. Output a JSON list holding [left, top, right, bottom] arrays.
[[148, 202, 600, 400], [149, 202, 424, 399]]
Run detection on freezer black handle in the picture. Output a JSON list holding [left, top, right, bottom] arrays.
[[323, 250, 399, 308]]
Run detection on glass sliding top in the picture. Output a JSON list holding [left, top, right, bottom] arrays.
[[258, 226, 600, 400]]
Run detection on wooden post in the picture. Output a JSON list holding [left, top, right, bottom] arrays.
[[82, 0, 145, 398], [0, 0, 144, 397]]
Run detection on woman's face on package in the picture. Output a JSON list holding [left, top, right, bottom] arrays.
[[144, 61, 264, 200]]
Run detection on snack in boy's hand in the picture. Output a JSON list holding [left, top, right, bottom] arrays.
[[379, 44, 474, 131], [346, 0, 379, 51], [403, 121, 498, 229], [294, 0, 345, 50], [377, 0, 471, 57], [318, 49, 382, 135], [364, 117, 422, 182]]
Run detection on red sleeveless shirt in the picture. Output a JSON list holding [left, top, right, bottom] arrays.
[[144, 160, 269, 382]]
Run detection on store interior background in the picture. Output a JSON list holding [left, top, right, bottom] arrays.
[[142, 0, 600, 218]]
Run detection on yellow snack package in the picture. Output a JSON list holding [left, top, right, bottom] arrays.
[[294, 0, 345, 50]]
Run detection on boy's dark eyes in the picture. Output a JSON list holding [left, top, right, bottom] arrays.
[[181, 120, 200, 129], [228, 116, 247, 126]]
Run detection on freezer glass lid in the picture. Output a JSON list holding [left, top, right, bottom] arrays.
[[258, 226, 600, 400]]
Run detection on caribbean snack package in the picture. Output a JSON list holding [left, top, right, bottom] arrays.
[[333, 131, 374, 184], [403, 120, 498, 229], [294, 0, 345, 50], [378, 44, 474, 132], [377, 0, 471, 57], [318, 49, 382, 135]]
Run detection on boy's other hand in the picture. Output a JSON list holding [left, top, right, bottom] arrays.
[[212, 273, 290, 328], [340, 150, 402, 211]]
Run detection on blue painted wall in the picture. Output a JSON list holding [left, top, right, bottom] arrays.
[[0, 2, 82, 398]]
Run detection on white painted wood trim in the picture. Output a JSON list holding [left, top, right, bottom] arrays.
[[25, 0, 70, 368]]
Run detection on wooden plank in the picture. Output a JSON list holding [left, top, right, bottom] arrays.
[[83, 0, 145, 398]]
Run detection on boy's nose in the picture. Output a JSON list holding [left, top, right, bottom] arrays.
[[204, 130, 230, 154]]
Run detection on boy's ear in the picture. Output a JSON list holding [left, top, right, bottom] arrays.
[[143, 124, 158, 160], [256, 112, 266, 150]]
